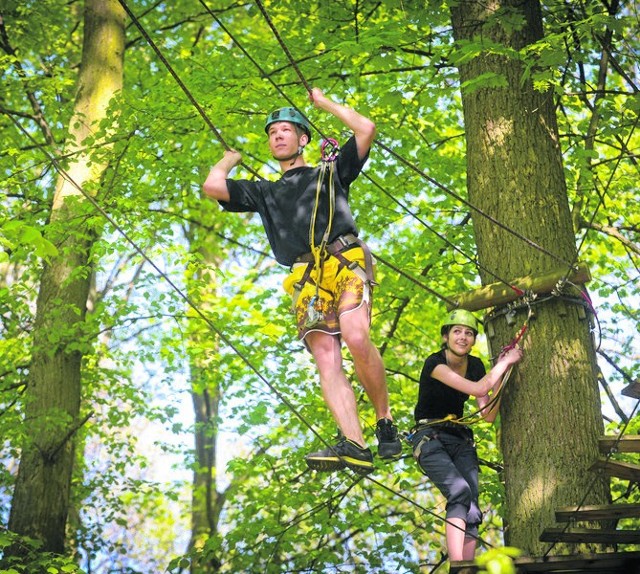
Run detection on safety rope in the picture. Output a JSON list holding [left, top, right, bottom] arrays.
[[116, 0, 262, 180], [253, 0, 313, 94], [556, 111, 640, 295], [362, 172, 527, 297], [304, 160, 337, 326], [6, 112, 337, 457]]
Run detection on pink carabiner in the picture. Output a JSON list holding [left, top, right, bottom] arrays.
[[321, 138, 340, 162]]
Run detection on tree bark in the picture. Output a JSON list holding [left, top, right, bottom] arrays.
[[449, 0, 609, 555], [7, 0, 125, 554], [188, 243, 223, 573]]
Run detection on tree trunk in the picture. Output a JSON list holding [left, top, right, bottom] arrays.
[[449, 0, 609, 555], [7, 0, 125, 554], [188, 243, 223, 573]]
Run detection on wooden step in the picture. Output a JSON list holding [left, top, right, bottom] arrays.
[[599, 435, 640, 454], [590, 459, 640, 482], [540, 527, 640, 544], [622, 381, 640, 399], [555, 503, 640, 522], [450, 551, 640, 573]]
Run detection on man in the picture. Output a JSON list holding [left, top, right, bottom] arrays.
[[203, 88, 401, 474]]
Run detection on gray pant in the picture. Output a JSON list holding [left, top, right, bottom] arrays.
[[412, 426, 482, 537]]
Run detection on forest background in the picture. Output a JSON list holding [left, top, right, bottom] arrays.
[[0, 0, 638, 573]]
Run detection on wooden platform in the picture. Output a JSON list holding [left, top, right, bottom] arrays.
[[540, 527, 640, 544], [622, 381, 640, 399], [599, 435, 640, 454], [590, 459, 640, 482], [555, 503, 640, 522], [450, 551, 640, 573]]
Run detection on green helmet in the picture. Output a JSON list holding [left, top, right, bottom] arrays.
[[441, 309, 479, 335], [264, 107, 311, 140]]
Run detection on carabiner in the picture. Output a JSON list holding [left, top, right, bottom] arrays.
[[304, 296, 323, 328], [321, 138, 340, 162]]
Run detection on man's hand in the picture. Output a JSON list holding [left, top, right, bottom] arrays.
[[309, 87, 329, 108], [223, 148, 242, 167]]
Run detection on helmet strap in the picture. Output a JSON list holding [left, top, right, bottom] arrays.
[[274, 144, 306, 165]]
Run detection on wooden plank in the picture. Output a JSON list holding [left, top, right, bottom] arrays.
[[590, 459, 640, 482], [599, 435, 640, 454], [556, 503, 640, 522], [540, 528, 640, 544], [450, 551, 640, 573], [445, 261, 591, 312], [622, 381, 640, 399]]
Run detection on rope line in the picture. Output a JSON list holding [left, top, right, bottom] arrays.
[[6, 112, 333, 453], [374, 139, 575, 270], [253, 0, 313, 95], [250, 0, 577, 294], [116, 0, 263, 179], [363, 172, 526, 296]]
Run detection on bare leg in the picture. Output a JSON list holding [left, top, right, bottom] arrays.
[[306, 330, 366, 447], [462, 535, 477, 561], [445, 517, 467, 562], [339, 304, 392, 421]]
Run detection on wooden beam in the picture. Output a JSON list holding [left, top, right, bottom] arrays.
[[555, 503, 640, 522], [622, 381, 640, 399], [540, 528, 640, 544], [445, 261, 591, 312], [450, 551, 640, 573], [590, 459, 640, 482], [599, 435, 640, 454]]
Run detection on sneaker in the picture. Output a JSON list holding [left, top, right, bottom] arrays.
[[305, 438, 374, 475], [375, 418, 402, 459]]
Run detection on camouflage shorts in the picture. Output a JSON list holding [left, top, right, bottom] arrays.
[[283, 247, 373, 340]]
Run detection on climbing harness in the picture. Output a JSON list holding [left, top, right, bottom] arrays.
[[290, 140, 376, 328], [407, 415, 475, 464]]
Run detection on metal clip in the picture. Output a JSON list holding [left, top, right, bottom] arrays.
[[321, 138, 340, 162], [304, 296, 323, 328]]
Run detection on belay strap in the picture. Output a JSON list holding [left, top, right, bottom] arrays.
[[293, 233, 376, 288]]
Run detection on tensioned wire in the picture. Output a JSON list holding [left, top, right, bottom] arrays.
[[247, 0, 639, 559], [8, 109, 498, 555], [4, 0, 633, 564], [112, 0, 514, 553]]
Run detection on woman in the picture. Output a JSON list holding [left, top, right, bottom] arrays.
[[411, 309, 523, 561]]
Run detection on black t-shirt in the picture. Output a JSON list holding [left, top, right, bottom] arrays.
[[414, 350, 487, 422], [220, 136, 368, 266]]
